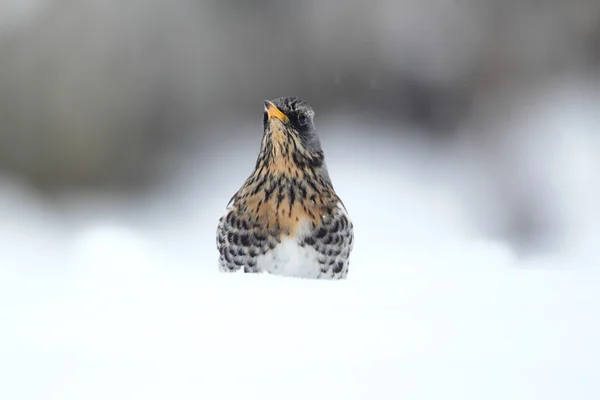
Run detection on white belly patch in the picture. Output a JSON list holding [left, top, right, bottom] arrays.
[[254, 237, 322, 279]]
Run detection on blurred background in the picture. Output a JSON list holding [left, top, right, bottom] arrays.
[[1, 0, 600, 270]]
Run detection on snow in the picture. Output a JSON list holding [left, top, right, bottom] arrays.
[[2, 83, 600, 399], [2, 255, 599, 400]]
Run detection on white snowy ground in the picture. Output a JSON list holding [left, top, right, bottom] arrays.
[[1, 82, 600, 399]]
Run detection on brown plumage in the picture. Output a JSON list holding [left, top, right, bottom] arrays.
[[216, 96, 353, 279]]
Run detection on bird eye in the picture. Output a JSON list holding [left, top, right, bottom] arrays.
[[298, 112, 308, 125]]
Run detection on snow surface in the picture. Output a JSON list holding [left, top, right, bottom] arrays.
[[2, 83, 600, 399]]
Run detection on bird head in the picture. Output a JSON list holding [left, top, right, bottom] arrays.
[[261, 97, 324, 165]]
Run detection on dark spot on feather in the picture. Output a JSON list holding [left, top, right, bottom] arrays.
[[339, 216, 347, 230], [288, 187, 296, 217], [255, 231, 266, 241], [334, 261, 344, 273], [233, 257, 244, 266], [331, 219, 340, 233], [299, 185, 307, 199], [264, 186, 274, 201], [315, 227, 327, 239], [239, 233, 250, 247], [277, 191, 285, 207], [227, 212, 235, 225]]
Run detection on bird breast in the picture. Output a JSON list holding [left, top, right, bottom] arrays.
[[241, 177, 325, 237]]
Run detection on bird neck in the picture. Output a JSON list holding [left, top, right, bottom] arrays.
[[256, 132, 325, 176]]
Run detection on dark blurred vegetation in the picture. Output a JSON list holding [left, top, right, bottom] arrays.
[[0, 0, 599, 190]]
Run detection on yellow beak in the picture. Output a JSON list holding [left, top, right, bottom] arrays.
[[264, 100, 289, 122]]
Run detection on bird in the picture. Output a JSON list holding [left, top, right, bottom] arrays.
[[216, 96, 354, 279]]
